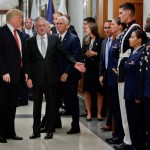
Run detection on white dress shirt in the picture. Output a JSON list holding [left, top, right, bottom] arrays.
[[36, 33, 48, 54]]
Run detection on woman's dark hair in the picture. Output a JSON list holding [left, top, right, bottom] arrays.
[[84, 17, 96, 23], [87, 22, 99, 37], [133, 29, 148, 45], [85, 22, 99, 45], [113, 17, 127, 30]]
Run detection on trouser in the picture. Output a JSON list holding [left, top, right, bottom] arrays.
[[126, 100, 146, 150], [118, 82, 132, 145], [0, 82, 19, 137], [144, 100, 150, 150], [108, 86, 124, 140]]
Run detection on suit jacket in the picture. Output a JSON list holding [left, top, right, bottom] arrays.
[[82, 36, 104, 75], [59, 31, 81, 79], [25, 33, 76, 86], [0, 25, 24, 85], [51, 26, 57, 34], [124, 46, 143, 100], [99, 38, 107, 77], [21, 31, 30, 42], [68, 25, 78, 36], [22, 28, 36, 37], [107, 35, 122, 86]]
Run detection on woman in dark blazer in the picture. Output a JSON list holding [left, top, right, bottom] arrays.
[[82, 22, 104, 121], [124, 29, 147, 150]]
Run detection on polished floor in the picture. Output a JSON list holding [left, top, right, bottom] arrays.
[[0, 100, 113, 150]]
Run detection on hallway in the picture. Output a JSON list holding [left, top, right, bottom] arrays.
[[0, 101, 113, 150]]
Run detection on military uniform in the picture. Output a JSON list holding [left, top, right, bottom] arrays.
[[137, 38, 150, 150], [106, 34, 124, 141], [124, 46, 146, 150], [118, 20, 140, 146]]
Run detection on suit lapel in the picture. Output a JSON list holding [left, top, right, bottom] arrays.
[[33, 36, 44, 58], [5, 25, 20, 51], [45, 34, 53, 58], [62, 31, 69, 44]]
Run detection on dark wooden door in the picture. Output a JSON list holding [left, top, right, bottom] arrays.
[[113, 0, 143, 28]]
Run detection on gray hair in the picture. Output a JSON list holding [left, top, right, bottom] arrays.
[[57, 16, 69, 25], [6, 9, 23, 22], [46, 20, 51, 28], [34, 17, 46, 26]]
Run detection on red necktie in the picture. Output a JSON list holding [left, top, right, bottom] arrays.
[[14, 29, 22, 67]]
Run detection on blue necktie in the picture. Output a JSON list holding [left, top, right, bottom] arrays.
[[105, 38, 111, 69]]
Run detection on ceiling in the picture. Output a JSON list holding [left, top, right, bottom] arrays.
[[0, 0, 19, 10]]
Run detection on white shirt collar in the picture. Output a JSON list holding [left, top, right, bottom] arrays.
[[133, 46, 142, 54], [59, 31, 67, 41], [7, 23, 15, 33], [37, 33, 47, 39]]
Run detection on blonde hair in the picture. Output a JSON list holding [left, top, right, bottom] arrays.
[[6, 9, 23, 22]]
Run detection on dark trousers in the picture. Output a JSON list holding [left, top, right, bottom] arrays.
[[108, 86, 124, 140], [41, 83, 62, 129], [59, 82, 70, 112], [32, 83, 59, 134], [0, 81, 19, 137], [64, 77, 80, 129], [126, 100, 146, 150], [19, 79, 28, 105], [144, 100, 150, 150]]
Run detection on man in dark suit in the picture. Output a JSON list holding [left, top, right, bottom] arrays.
[[57, 16, 81, 134], [0, 9, 24, 143], [23, 18, 36, 37], [25, 17, 85, 140], [99, 20, 113, 132]]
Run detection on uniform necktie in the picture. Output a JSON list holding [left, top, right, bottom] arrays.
[[14, 29, 22, 67], [41, 37, 46, 58], [105, 38, 111, 69]]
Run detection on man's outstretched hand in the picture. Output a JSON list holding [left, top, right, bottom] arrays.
[[74, 62, 86, 73]]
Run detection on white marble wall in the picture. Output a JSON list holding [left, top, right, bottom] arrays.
[[68, 0, 83, 44]]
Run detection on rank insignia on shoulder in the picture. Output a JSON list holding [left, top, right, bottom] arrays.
[[145, 56, 148, 61]]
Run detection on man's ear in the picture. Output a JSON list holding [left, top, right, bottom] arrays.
[[127, 10, 131, 16]]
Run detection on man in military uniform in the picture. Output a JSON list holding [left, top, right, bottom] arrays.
[[114, 2, 141, 150]]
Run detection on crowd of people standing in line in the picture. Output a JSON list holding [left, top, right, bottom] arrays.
[[0, 2, 150, 150]]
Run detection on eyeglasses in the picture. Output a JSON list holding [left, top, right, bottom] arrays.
[[104, 27, 111, 29], [56, 23, 63, 25]]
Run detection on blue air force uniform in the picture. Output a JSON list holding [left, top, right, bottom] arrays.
[[124, 46, 146, 150], [106, 34, 124, 141], [137, 38, 150, 150]]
